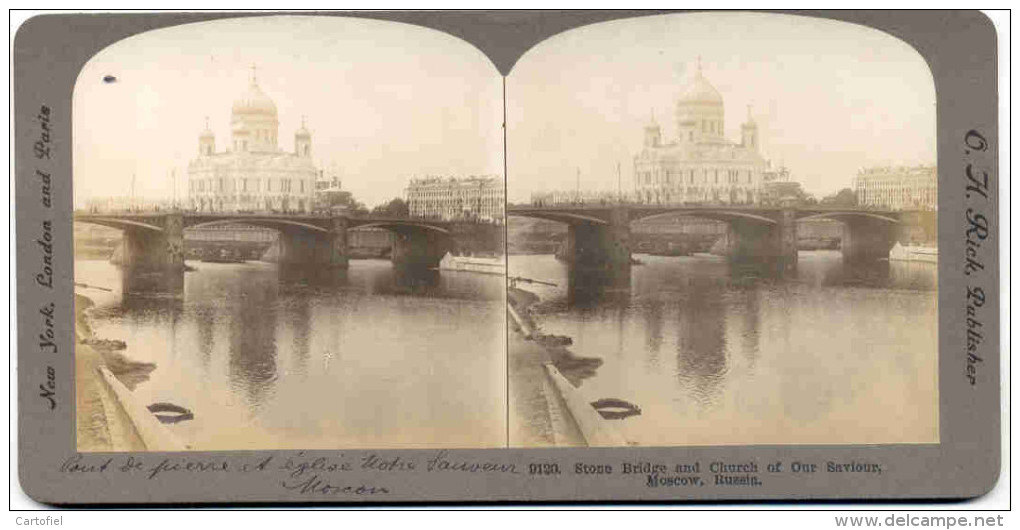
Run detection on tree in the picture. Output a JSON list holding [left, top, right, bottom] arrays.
[[349, 200, 370, 217], [763, 181, 816, 207], [821, 188, 857, 207], [371, 197, 409, 218]]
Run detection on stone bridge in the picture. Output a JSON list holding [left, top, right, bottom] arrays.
[[508, 204, 902, 273], [73, 212, 454, 272]]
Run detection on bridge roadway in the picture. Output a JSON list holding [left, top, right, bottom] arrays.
[[73, 211, 455, 273], [507, 204, 902, 273]]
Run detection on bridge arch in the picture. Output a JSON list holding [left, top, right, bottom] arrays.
[[185, 218, 331, 234], [74, 217, 165, 233], [796, 211, 900, 224], [352, 221, 451, 235], [631, 209, 778, 226], [506, 211, 610, 226]]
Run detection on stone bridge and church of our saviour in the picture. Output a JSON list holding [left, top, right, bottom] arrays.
[[73, 212, 455, 273], [507, 204, 903, 274]]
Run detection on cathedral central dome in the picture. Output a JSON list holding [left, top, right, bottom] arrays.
[[231, 80, 278, 117], [677, 68, 723, 106]]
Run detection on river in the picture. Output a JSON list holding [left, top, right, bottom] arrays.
[[75, 259, 507, 450], [508, 251, 938, 446]]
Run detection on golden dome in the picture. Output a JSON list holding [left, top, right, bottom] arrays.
[[231, 80, 278, 117], [677, 64, 723, 106]]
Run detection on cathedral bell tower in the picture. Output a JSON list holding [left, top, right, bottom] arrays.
[[295, 116, 312, 157], [644, 110, 661, 148], [741, 105, 759, 151], [198, 117, 215, 156]]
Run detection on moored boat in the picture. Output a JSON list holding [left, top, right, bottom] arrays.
[[889, 242, 937, 263], [438, 252, 506, 275]]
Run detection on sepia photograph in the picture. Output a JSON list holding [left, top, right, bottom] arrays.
[[72, 15, 508, 451], [506, 12, 939, 447], [13, 8, 1005, 508]]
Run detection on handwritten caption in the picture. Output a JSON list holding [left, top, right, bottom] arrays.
[[58, 450, 523, 497]]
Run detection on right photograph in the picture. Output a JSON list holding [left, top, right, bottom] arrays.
[[506, 12, 938, 447]]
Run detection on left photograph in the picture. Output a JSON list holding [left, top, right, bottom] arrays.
[[73, 16, 507, 451]]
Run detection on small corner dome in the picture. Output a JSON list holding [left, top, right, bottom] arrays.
[[232, 81, 278, 117], [295, 124, 311, 138]]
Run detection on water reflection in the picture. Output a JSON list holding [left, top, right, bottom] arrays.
[[288, 294, 312, 377], [733, 287, 762, 372], [508, 250, 938, 445], [76, 258, 507, 449], [277, 264, 348, 290], [640, 302, 664, 362], [193, 304, 216, 368], [226, 277, 279, 407], [566, 265, 631, 308], [121, 268, 184, 297], [673, 270, 728, 406], [799, 255, 937, 291], [888, 260, 938, 291], [391, 266, 441, 295]]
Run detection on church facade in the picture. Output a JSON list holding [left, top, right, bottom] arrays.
[[633, 63, 768, 205], [187, 71, 318, 213]]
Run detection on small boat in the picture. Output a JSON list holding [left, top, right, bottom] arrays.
[[590, 398, 642, 420], [544, 364, 629, 447], [438, 252, 506, 275], [889, 242, 938, 263], [147, 402, 195, 424]]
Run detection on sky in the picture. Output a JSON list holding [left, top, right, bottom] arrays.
[[506, 12, 937, 202], [74, 13, 937, 208], [73, 15, 504, 209]]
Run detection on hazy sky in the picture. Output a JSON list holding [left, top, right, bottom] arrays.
[[74, 13, 937, 208], [74, 15, 504, 208], [506, 12, 937, 202]]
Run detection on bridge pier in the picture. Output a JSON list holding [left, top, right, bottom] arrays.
[[391, 228, 451, 271], [329, 217, 349, 269], [265, 218, 349, 269], [842, 218, 896, 264], [723, 210, 798, 274], [564, 207, 632, 273], [111, 214, 185, 272]]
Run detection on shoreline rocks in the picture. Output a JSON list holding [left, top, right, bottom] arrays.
[[507, 287, 603, 388], [75, 293, 157, 390]]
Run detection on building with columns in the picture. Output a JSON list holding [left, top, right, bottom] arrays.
[[633, 62, 769, 205], [854, 165, 937, 211], [188, 69, 318, 213], [405, 176, 505, 222]]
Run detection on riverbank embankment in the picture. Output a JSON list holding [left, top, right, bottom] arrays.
[[74, 293, 185, 451], [508, 287, 629, 447]]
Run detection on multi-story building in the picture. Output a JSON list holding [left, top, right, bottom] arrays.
[[854, 165, 937, 211], [633, 62, 769, 205], [405, 176, 505, 222], [187, 70, 318, 213]]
